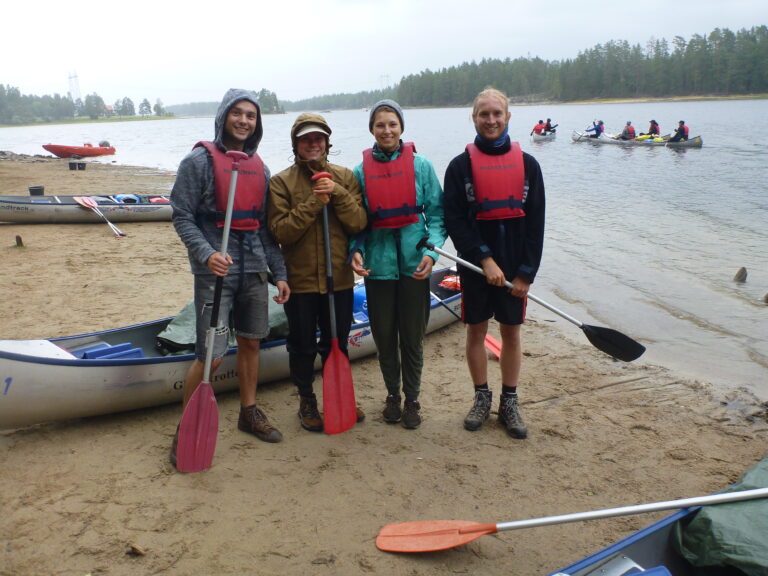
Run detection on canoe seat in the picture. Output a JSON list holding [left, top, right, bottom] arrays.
[[78, 342, 144, 359]]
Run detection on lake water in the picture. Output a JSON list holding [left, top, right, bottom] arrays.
[[1, 99, 767, 400]]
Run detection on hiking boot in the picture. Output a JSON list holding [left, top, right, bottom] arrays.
[[298, 396, 324, 432], [402, 399, 422, 429], [464, 388, 492, 431], [169, 426, 179, 468], [238, 404, 283, 443], [356, 405, 366, 423], [498, 393, 528, 439], [382, 394, 402, 423]]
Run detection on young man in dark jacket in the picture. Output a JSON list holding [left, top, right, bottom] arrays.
[[170, 89, 290, 465], [443, 87, 545, 439]]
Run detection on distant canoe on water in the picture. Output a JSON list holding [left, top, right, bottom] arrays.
[[571, 131, 703, 148], [0, 193, 172, 224], [42, 143, 116, 158]]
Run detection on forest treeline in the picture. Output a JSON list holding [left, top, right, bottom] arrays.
[[283, 25, 768, 109], [2, 26, 765, 124]]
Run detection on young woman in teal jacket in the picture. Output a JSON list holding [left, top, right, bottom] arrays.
[[351, 100, 447, 429]]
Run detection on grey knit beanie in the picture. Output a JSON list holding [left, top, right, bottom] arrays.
[[369, 99, 404, 133]]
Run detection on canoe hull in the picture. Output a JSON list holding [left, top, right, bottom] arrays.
[[548, 508, 697, 575], [531, 132, 557, 142], [571, 131, 703, 148], [43, 144, 116, 158], [0, 194, 172, 223], [0, 269, 462, 429]]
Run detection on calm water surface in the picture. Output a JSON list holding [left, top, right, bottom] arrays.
[[2, 99, 767, 400]]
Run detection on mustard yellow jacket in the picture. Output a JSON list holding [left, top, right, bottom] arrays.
[[268, 161, 367, 293]]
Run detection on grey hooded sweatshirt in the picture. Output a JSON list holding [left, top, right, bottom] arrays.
[[171, 88, 287, 282]]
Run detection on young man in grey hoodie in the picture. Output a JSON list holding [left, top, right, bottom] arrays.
[[170, 88, 290, 464]]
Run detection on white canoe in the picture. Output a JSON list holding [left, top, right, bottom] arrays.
[[0, 193, 172, 224], [571, 131, 703, 148], [531, 131, 557, 142], [0, 268, 462, 430]]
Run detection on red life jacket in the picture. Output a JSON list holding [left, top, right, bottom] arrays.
[[194, 141, 265, 230], [467, 142, 526, 221], [362, 142, 423, 229], [533, 123, 545, 135], [649, 122, 659, 135], [683, 125, 689, 138], [626, 125, 636, 138]]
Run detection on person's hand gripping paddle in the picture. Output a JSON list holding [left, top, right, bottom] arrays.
[[176, 150, 249, 473], [313, 171, 357, 434]]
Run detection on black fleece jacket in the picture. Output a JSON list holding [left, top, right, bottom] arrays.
[[443, 138, 545, 283]]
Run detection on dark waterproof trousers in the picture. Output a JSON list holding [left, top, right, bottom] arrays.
[[365, 276, 430, 401], [283, 289, 354, 398]]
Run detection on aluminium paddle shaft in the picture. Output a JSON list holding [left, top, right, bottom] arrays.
[[417, 238, 645, 362], [495, 487, 768, 532]]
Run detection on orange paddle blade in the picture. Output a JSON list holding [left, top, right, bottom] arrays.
[[176, 381, 219, 473], [376, 520, 498, 553], [322, 339, 357, 435]]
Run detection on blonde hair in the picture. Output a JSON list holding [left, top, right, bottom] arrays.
[[472, 87, 509, 117]]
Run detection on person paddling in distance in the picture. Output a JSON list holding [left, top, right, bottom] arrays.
[[585, 120, 604, 138], [669, 120, 689, 142], [443, 87, 546, 439], [350, 100, 447, 429], [268, 114, 367, 432], [170, 89, 290, 466], [619, 121, 636, 140]]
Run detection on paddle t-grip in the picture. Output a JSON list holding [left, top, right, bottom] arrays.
[[225, 150, 248, 170], [311, 171, 333, 181]]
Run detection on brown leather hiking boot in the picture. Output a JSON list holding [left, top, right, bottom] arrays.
[[238, 405, 283, 443], [169, 426, 179, 468], [402, 399, 422, 429], [298, 396, 324, 432], [383, 393, 402, 423]]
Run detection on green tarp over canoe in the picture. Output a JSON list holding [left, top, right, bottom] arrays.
[[675, 453, 768, 575]]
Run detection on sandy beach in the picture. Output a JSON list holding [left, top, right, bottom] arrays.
[[1, 154, 766, 576]]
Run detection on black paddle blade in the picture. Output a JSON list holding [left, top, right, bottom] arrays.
[[582, 324, 645, 362]]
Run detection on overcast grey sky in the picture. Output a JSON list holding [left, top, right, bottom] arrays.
[[4, 0, 766, 106]]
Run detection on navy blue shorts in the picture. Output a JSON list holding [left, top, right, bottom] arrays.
[[458, 267, 527, 326]]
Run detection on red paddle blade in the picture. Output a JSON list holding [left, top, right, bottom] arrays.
[[485, 335, 501, 359], [176, 381, 219, 473], [376, 520, 498, 553], [322, 339, 357, 435]]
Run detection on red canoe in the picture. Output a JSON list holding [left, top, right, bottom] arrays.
[[43, 143, 116, 158]]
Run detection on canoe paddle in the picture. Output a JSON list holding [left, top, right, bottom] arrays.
[[417, 239, 645, 362], [429, 289, 501, 359], [316, 172, 357, 435], [376, 486, 768, 553], [176, 150, 248, 473], [73, 196, 126, 237]]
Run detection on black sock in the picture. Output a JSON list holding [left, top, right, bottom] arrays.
[[502, 385, 517, 396], [475, 383, 489, 391]]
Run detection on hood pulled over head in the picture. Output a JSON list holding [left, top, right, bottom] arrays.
[[290, 113, 332, 158], [214, 88, 263, 155]]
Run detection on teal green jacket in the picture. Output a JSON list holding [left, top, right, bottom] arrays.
[[352, 145, 447, 279]]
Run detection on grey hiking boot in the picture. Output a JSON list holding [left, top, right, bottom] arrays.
[[402, 399, 422, 429], [498, 393, 528, 439], [238, 405, 283, 443], [464, 388, 492, 431], [383, 393, 402, 423]]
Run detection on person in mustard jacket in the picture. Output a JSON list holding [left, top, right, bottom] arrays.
[[351, 100, 447, 429], [268, 113, 367, 433]]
